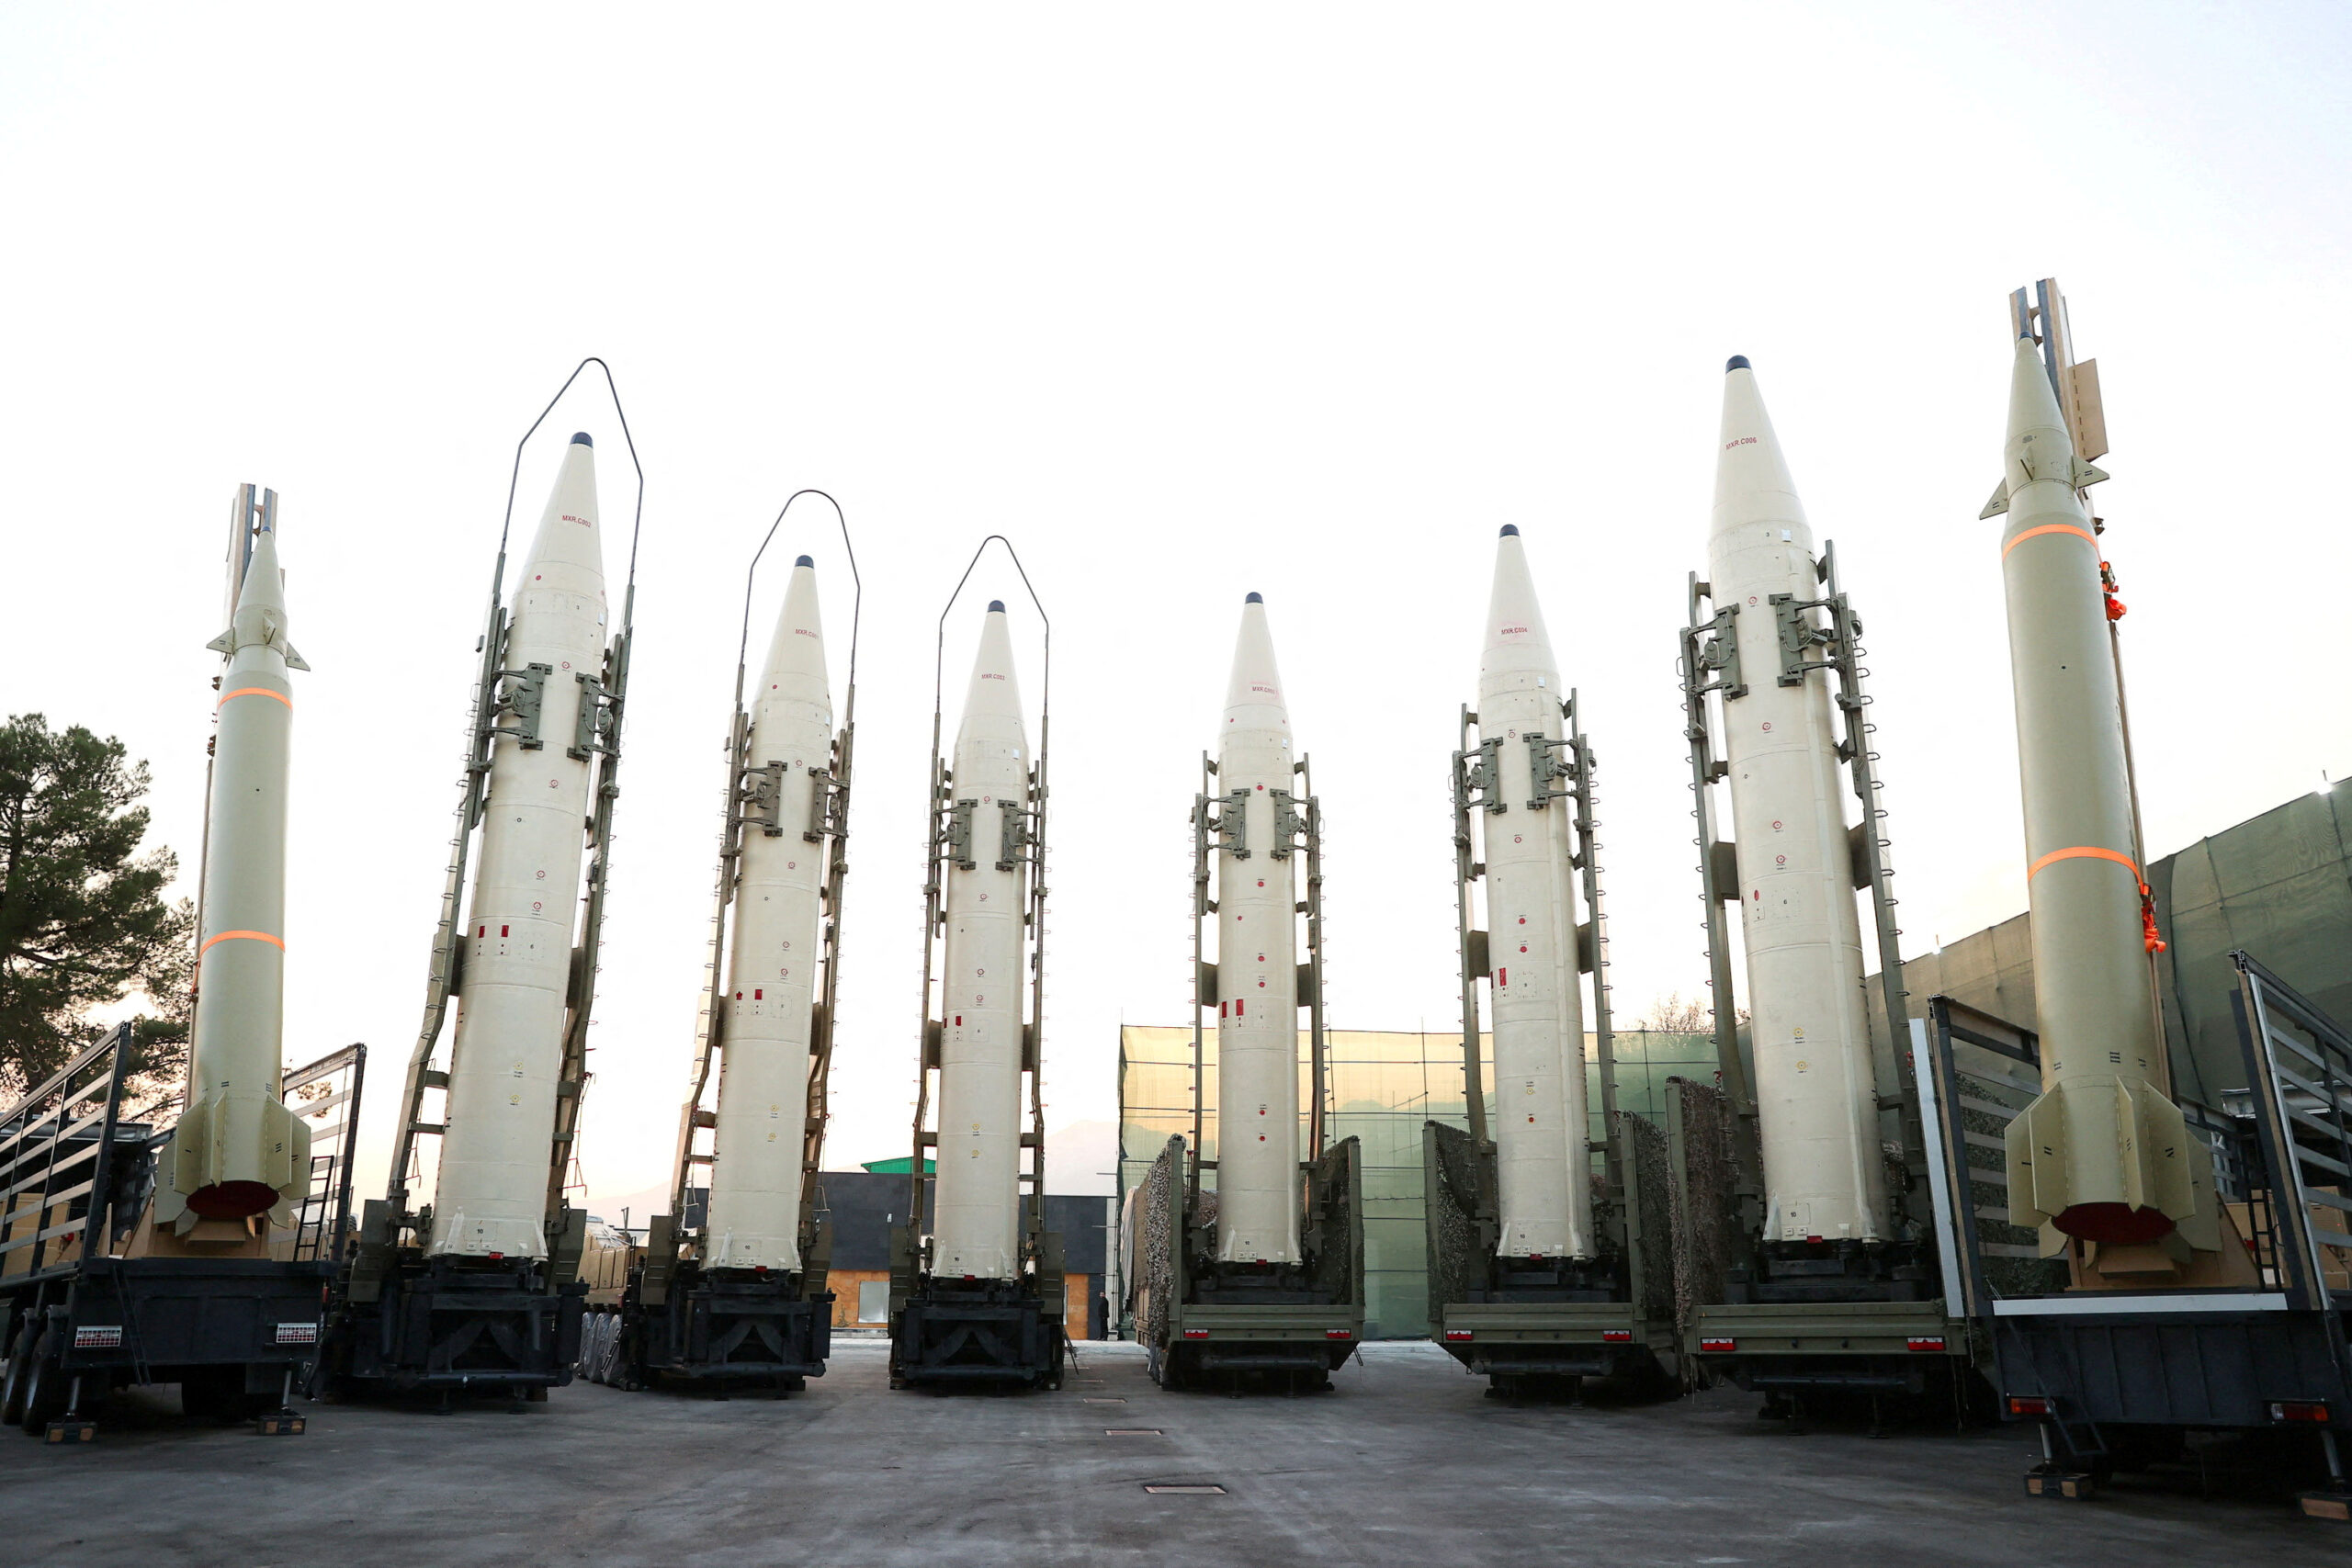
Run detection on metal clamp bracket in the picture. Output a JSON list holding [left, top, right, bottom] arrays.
[[1768, 592, 1844, 687], [490, 663, 551, 750], [1523, 730, 1577, 811], [1456, 736, 1506, 816], [568, 669, 623, 761], [1691, 604, 1747, 701], [1211, 787, 1250, 859], [998, 799, 1039, 872], [745, 760, 788, 837], [948, 798, 978, 871], [1269, 788, 1307, 860], [805, 766, 849, 844]]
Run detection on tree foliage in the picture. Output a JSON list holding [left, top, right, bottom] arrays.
[[0, 714, 193, 1097]]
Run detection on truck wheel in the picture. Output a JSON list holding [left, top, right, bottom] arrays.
[[0, 1321, 36, 1427], [17, 1344, 67, 1436]]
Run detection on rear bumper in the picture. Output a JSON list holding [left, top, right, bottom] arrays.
[[28, 1258, 334, 1381], [1690, 1301, 1965, 1393], [1432, 1301, 1669, 1377], [1990, 1300, 2351, 1430], [1165, 1304, 1363, 1372]]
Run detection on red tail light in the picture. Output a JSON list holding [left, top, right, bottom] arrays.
[[2271, 1401, 2332, 1424], [1182, 1328, 1209, 1339], [1443, 1329, 1474, 1342], [1700, 1337, 1736, 1353], [1600, 1330, 1632, 1344], [1326, 1328, 1353, 1340], [1906, 1336, 1947, 1353], [2007, 1394, 2052, 1416]]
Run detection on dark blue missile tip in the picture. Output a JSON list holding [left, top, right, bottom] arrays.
[[795, 555, 814, 568], [1499, 524, 1520, 537], [570, 431, 594, 446], [1725, 355, 1751, 373], [1245, 591, 1263, 604], [988, 600, 1006, 613]]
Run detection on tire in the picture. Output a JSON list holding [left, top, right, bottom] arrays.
[[596, 1317, 624, 1385], [17, 1344, 67, 1436], [583, 1315, 609, 1384], [0, 1320, 36, 1428]]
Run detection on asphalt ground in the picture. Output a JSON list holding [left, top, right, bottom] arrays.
[[0, 1339, 2342, 1567]]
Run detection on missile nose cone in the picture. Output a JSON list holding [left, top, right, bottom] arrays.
[[1224, 593, 1288, 732], [1725, 355, 1751, 372], [760, 548, 831, 703], [1498, 525, 1519, 537], [958, 604, 1027, 732], [1481, 522, 1555, 673], [571, 431, 593, 447], [988, 600, 1006, 613], [795, 555, 814, 568], [1245, 592, 1263, 604], [1711, 357, 1807, 540], [2005, 334, 2074, 463]]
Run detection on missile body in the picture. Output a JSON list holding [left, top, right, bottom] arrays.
[[1215, 594, 1302, 1265], [1477, 527, 1593, 1260], [155, 518, 312, 1230], [1710, 360, 1886, 1246], [930, 604, 1032, 1280], [1992, 336, 2192, 1245], [431, 434, 608, 1260], [705, 558, 832, 1271]]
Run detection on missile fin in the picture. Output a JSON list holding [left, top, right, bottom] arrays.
[[2072, 458, 2110, 489], [1979, 479, 2012, 519], [282, 641, 311, 671], [205, 627, 237, 654]]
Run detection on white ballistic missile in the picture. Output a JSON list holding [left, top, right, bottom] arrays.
[[1215, 592, 1302, 1265], [432, 434, 608, 1260], [155, 514, 312, 1232], [1477, 527, 1594, 1261], [705, 556, 833, 1270], [930, 603, 1033, 1280], [1710, 358, 1886, 1246], [1989, 335, 2194, 1245]]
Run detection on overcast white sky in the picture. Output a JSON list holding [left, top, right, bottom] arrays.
[[3, 5, 2346, 1210]]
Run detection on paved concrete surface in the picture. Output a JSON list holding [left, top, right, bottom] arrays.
[[0, 1340, 2342, 1567]]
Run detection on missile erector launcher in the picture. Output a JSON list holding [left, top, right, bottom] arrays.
[[1425, 527, 1676, 1396], [317, 362, 641, 1404], [600, 495, 856, 1393], [1136, 593, 1363, 1393], [2, 488, 365, 1442], [1679, 357, 1975, 1414], [891, 542, 1065, 1391]]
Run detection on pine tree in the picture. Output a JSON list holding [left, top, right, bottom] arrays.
[[0, 714, 193, 1097]]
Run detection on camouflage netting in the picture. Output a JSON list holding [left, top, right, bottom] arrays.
[[1668, 1077, 1742, 1354], [1422, 1122, 1483, 1314], [1308, 1137, 1362, 1304], [1136, 1135, 1183, 1351], [1616, 1110, 1677, 1327]]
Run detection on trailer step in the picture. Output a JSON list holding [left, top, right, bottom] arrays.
[[257, 1408, 306, 1436], [2298, 1490, 2352, 1523], [43, 1418, 96, 1445]]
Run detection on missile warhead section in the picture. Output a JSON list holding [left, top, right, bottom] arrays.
[[154, 516, 313, 1235], [1991, 335, 2198, 1248]]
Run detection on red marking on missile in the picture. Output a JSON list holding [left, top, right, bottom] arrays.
[[754, 989, 763, 1000], [217, 687, 291, 709], [1236, 1000, 1245, 1016], [199, 929, 284, 954], [2001, 522, 2096, 560], [2028, 844, 2138, 879], [1724, 436, 1758, 449], [502, 925, 509, 937], [955, 1014, 962, 1025], [1497, 967, 1507, 986]]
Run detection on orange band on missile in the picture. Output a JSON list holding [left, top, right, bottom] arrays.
[[2001, 524, 2097, 560], [200, 930, 285, 954], [218, 687, 291, 709], [2027, 845, 2139, 879]]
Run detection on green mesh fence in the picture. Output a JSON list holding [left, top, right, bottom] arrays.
[[1118, 1025, 1722, 1338]]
